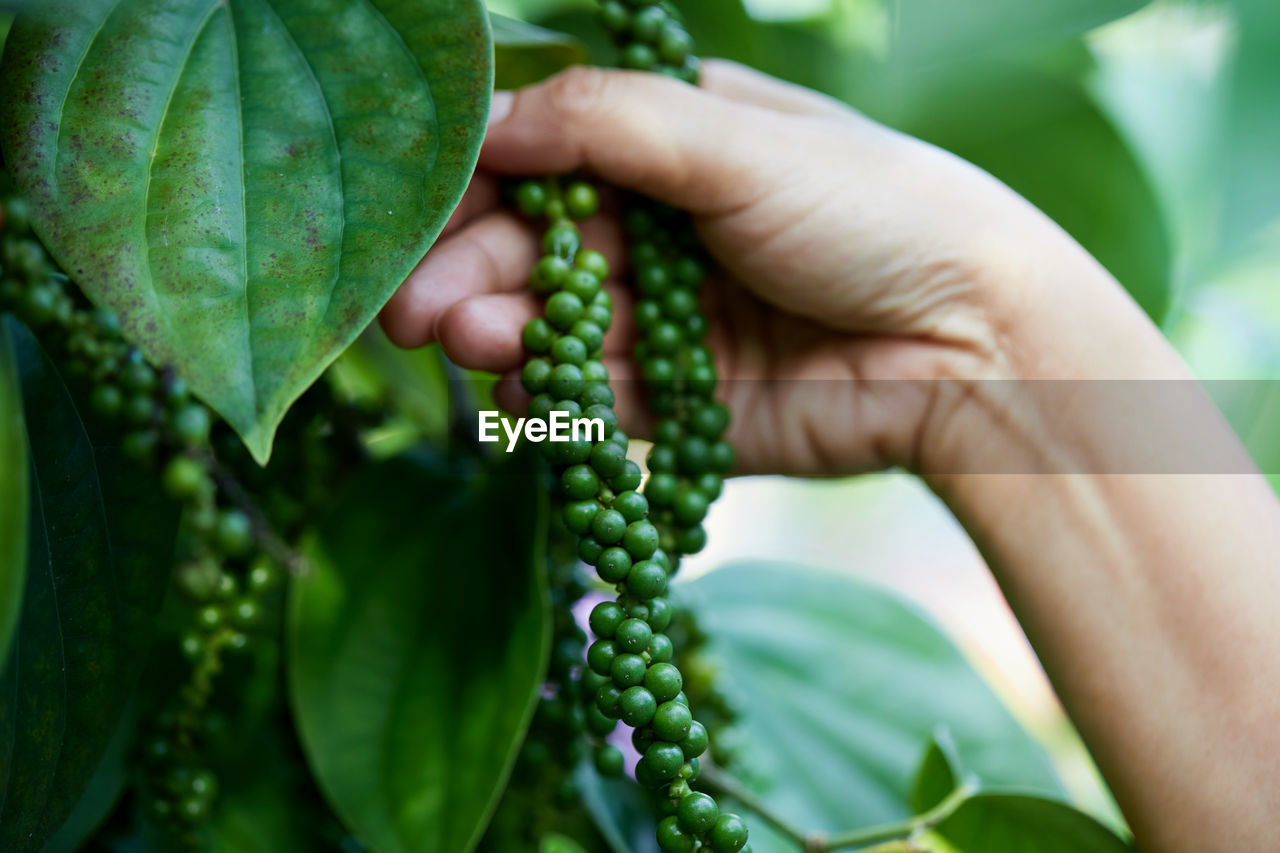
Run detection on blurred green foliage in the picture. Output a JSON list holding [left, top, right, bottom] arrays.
[[492, 0, 1280, 476]]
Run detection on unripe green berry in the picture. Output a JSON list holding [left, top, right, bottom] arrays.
[[615, 617, 652, 653], [599, 0, 630, 31], [646, 472, 678, 506], [656, 815, 695, 853], [172, 404, 211, 447], [709, 439, 736, 473], [522, 317, 555, 353], [578, 536, 605, 565], [587, 639, 617, 676], [591, 509, 627, 544], [631, 5, 667, 41], [652, 700, 692, 742], [548, 363, 585, 399], [580, 382, 614, 408], [709, 814, 749, 852], [565, 182, 599, 220], [623, 520, 660, 558], [627, 559, 666, 599], [563, 268, 602, 302], [522, 357, 553, 394], [516, 180, 548, 217], [610, 460, 643, 493], [622, 42, 657, 70], [680, 721, 708, 758], [586, 702, 618, 736], [90, 384, 124, 417], [557, 463, 593, 499], [596, 546, 632, 583], [619, 685, 657, 726], [163, 456, 208, 500], [125, 393, 156, 425], [231, 597, 261, 628], [643, 742, 685, 782], [677, 792, 718, 834], [531, 256, 571, 294], [576, 249, 610, 279], [589, 600, 625, 638], [544, 224, 581, 259], [590, 441, 627, 478], [595, 744, 625, 776], [216, 509, 253, 556], [570, 319, 604, 352], [644, 662, 682, 702], [674, 524, 706, 555], [196, 605, 223, 631], [611, 652, 646, 687], [673, 489, 709, 525], [647, 598, 673, 632], [648, 632, 674, 662], [564, 500, 599, 536], [614, 490, 649, 522], [596, 684, 623, 718], [658, 24, 694, 65], [546, 291, 585, 330]]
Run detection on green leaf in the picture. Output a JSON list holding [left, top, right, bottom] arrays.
[[288, 449, 549, 853], [908, 724, 1132, 852], [491, 13, 586, 88], [1219, 0, 1280, 258], [890, 0, 1146, 68], [0, 0, 492, 463], [899, 63, 1172, 323], [910, 729, 965, 813], [41, 708, 135, 853], [0, 321, 26, 666], [678, 562, 1063, 853], [931, 793, 1133, 852], [574, 761, 658, 853], [0, 317, 178, 852]]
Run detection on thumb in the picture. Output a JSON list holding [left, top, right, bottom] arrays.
[[480, 66, 768, 215]]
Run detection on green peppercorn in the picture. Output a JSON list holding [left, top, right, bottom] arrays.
[[587, 639, 617, 676], [595, 743, 625, 776], [596, 546, 633, 583], [709, 814, 749, 852], [652, 701, 692, 742], [610, 460, 643, 493], [589, 601, 625, 638], [648, 632, 674, 662], [644, 742, 685, 782], [531, 256, 571, 294], [546, 291, 585, 330], [622, 42, 657, 70], [678, 792, 718, 834], [548, 363, 585, 399], [172, 404, 211, 447], [163, 456, 208, 500], [516, 181, 549, 217], [619, 685, 657, 726], [522, 317, 555, 353], [680, 721, 708, 758], [611, 652, 646, 687], [627, 559, 667, 599], [615, 617, 653, 653], [216, 509, 253, 556], [544, 224, 582, 258], [565, 182, 599, 220]]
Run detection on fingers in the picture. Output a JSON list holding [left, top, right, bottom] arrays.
[[482, 66, 776, 215], [438, 173, 500, 239], [434, 283, 638, 374], [698, 59, 850, 118], [382, 207, 630, 349], [380, 212, 538, 347]]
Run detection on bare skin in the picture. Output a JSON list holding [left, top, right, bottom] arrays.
[[381, 62, 1280, 851]]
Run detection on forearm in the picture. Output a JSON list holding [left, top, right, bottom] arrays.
[[925, 236, 1280, 850]]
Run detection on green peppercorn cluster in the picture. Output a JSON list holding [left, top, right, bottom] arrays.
[[514, 178, 749, 853], [596, 0, 699, 81], [0, 191, 288, 842], [626, 201, 732, 567]]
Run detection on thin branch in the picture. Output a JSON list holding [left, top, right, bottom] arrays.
[[700, 763, 976, 853]]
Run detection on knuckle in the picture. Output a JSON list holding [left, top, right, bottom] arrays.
[[543, 66, 615, 123]]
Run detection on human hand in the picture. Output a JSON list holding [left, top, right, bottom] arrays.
[[380, 61, 1166, 477]]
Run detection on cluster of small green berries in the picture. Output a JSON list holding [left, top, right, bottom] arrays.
[[0, 192, 284, 842], [626, 201, 732, 569], [595, 0, 699, 81], [514, 179, 749, 853]]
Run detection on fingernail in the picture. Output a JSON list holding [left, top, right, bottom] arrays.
[[488, 91, 514, 127]]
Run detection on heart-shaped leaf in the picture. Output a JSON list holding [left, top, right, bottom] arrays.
[[0, 317, 179, 852], [0, 321, 26, 666], [677, 561, 1064, 853], [288, 449, 549, 853], [0, 0, 492, 463]]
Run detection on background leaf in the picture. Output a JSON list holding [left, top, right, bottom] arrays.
[[0, 0, 492, 463], [0, 317, 178, 852], [930, 794, 1132, 852], [0, 321, 26, 665], [288, 449, 550, 853], [492, 12, 587, 88], [677, 562, 1063, 853]]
